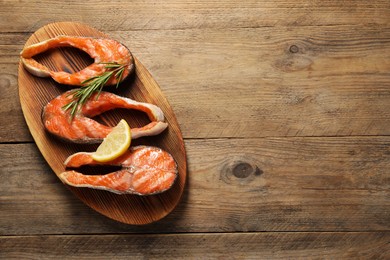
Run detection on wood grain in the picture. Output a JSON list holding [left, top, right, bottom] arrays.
[[0, 64, 32, 142], [2, 0, 390, 258], [18, 22, 186, 225], [1, 137, 389, 235], [1, 232, 389, 259], [3, 25, 390, 140], [1, 0, 389, 33]]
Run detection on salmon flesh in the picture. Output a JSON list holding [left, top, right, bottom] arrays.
[[60, 146, 178, 195], [20, 35, 134, 86], [42, 90, 168, 143]]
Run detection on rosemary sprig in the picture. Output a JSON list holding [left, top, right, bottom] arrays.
[[62, 62, 126, 119]]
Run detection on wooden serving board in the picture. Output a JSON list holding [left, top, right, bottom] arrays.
[[18, 22, 186, 225]]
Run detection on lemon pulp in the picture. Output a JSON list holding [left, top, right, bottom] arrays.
[[91, 119, 131, 162]]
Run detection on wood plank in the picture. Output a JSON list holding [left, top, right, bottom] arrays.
[[1, 232, 389, 259], [2, 25, 390, 141], [115, 27, 390, 138], [3, 1, 389, 258], [1, 0, 389, 32], [0, 63, 32, 142], [1, 138, 389, 235]]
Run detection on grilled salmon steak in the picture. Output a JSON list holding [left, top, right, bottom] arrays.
[[42, 90, 168, 143], [20, 35, 134, 86], [60, 146, 178, 195]]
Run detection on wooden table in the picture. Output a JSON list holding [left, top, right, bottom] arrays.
[[1, 1, 389, 258]]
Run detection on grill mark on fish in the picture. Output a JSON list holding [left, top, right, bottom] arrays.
[[20, 35, 134, 86], [42, 90, 168, 143], [60, 146, 178, 195]]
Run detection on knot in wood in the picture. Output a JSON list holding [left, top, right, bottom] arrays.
[[289, 45, 299, 53], [233, 162, 253, 178], [220, 158, 263, 185]]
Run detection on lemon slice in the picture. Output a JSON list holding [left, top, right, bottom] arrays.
[[92, 119, 131, 162]]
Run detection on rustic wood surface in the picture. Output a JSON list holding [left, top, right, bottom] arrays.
[[1, 0, 389, 259]]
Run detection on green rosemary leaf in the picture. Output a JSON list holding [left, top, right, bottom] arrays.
[[62, 100, 76, 111], [62, 62, 127, 119], [103, 64, 122, 69], [70, 101, 79, 118], [100, 62, 120, 65], [81, 76, 99, 84], [115, 69, 124, 88], [79, 86, 94, 105], [114, 68, 123, 78]]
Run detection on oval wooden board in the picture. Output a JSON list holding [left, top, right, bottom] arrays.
[[18, 22, 186, 225]]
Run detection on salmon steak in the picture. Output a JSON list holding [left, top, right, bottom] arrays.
[[20, 35, 134, 86], [42, 89, 168, 143], [60, 146, 178, 195]]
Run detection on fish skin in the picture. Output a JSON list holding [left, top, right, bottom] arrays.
[[42, 90, 168, 143], [20, 35, 134, 86], [60, 146, 178, 195]]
